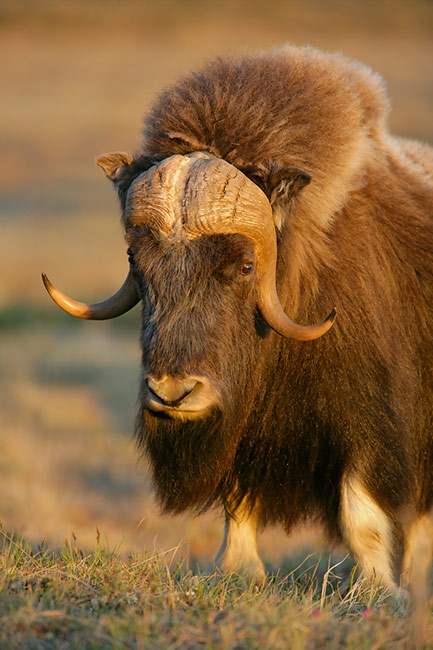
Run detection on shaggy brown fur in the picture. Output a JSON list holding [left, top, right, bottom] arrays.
[[102, 46, 433, 596]]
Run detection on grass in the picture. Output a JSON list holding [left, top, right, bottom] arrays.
[[1, 526, 429, 650]]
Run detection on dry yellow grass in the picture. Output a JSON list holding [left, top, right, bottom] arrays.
[[2, 528, 428, 650]]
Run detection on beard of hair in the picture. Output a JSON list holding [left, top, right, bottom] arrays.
[[135, 397, 244, 514]]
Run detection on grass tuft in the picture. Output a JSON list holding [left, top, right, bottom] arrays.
[[0, 525, 429, 649]]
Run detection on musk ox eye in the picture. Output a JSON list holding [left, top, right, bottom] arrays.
[[240, 262, 253, 276]]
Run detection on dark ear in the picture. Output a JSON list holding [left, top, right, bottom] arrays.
[[243, 162, 311, 206], [96, 152, 163, 213], [95, 152, 134, 183], [264, 164, 311, 206]]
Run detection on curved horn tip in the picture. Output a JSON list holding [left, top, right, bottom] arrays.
[[41, 272, 56, 297], [41, 272, 50, 289], [41, 272, 59, 300], [319, 306, 337, 336], [41, 271, 90, 318], [327, 306, 337, 324], [292, 305, 337, 341], [41, 269, 140, 320]]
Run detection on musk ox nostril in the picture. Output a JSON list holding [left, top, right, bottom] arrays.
[[144, 374, 217, 416], [146, 376, 199, 406]]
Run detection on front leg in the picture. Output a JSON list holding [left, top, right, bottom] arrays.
[[212, 499, 265, 583]]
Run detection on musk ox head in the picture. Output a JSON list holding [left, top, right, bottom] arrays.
[[43, 151, 335, 417], [42, 150, 335, 511]]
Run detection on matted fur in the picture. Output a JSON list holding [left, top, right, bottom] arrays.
[[105, 46, 433, 593]]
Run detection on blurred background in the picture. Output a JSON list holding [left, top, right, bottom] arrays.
[[1, 0, 432, 565]]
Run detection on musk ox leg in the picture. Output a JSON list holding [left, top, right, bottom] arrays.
[[212, 500, 265, 583], [401, 512, 433, 611], [340, 474, 398, 593]]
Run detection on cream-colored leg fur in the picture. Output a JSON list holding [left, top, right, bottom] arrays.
[[213, 499, 265, 583], [402, 512, 433, 610], [340, 474, 397, 592]]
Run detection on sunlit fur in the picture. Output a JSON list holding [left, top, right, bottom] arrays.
[[213, 498, 265, 583], [103, 46, 433, 597], [402, 511, 433, 613], [340, 474, 396, 590]]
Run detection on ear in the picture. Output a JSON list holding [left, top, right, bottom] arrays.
[[95, 152, 133, 182], [240, 162, 311, 230], [264, 164, 311, 206], [241, 162, 311, 205]]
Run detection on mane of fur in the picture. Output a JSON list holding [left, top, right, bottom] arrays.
[[143, 46, 389, 230]]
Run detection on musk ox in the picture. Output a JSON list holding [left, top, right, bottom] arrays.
[[43, 45, 433, 603]]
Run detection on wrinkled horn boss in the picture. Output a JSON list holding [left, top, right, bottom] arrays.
[[41, 151, 336, 339], [123, 152, 336, 340]]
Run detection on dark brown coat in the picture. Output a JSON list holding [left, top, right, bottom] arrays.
[[104, 46, 433, 597]]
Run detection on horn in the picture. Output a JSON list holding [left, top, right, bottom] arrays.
[[182, 156, 336, 341], [41, 269, 140, 320]]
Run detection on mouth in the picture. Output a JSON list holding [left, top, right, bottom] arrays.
[[146, 383, 195, 409], [142, 379, 219, 420], [144, 399, 212, 420]]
